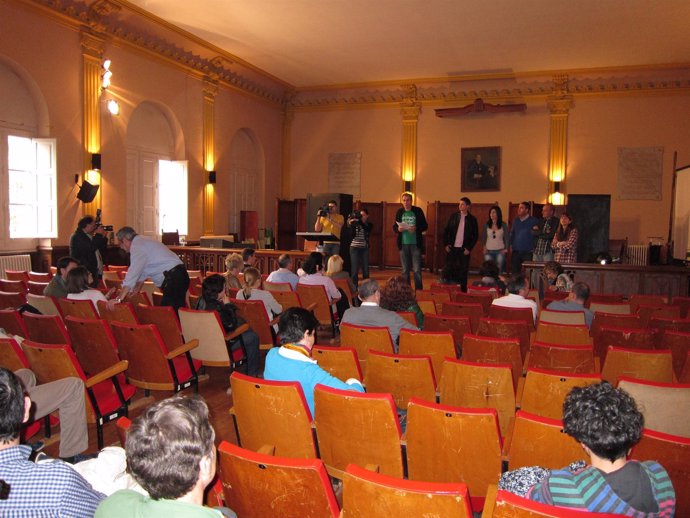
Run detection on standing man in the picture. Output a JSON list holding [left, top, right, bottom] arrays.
[[348, 208, 372, 288], [70, 215, 107, 287], [111, 226, 189, 311], [509, 201, 538, 274], [393, 192, 428, 290], [314, 199, 344, 259], [442, 197, 478, 291], [532, 203, 559, 263]]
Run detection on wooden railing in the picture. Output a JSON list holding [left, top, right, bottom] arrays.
[[168, 247, 310, 275]]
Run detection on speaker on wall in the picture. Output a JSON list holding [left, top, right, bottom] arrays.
[[76, 181, 99, 203]]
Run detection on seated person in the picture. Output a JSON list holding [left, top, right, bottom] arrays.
[[96, 394, 234, 517], [379, 275, 425, 328], [491, 274, 538, 324], [223, 253, 243, 291], [325, 254, 356, 298], [341, 279, 418, 348], [236, 267, 282, 321], [527, 382, 675, 515], [265, 253, 299, 290], [44, 255, 79, 299], [546, 281, 595, 328], [0, 367, 105, 517], [298, 251, 348, 319], [242, 248, 257, 272], [471, 259, 506, 295], [66, 265, 115, 314], [543, 261, 574, 293], [264, 307, 364, 415], [196, 274, 260, 377]]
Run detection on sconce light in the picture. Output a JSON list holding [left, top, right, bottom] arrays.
[[404, 180, 412, 192], [208, 171, 217, 184], [106, 99, 120, 116], [549, 181, 565, 206], [101, 59, 112, 90], [91, 153, 101, 171]]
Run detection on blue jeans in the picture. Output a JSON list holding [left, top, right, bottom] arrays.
[[484, 250, 507, 273], [322, 243, 340, 261], [400, 245, 423, 290], [349, 246, 369, 287]]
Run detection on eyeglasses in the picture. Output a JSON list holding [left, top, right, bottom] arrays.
[[492, 231, 496, 238], [328, 205, 336, 209]]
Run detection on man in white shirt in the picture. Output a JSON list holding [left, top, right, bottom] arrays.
[[266, 254, 299, 290], [491, 274, 538, 324]]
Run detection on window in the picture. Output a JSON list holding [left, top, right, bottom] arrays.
[[8, 135, 56, 238], [158, 159, 188, 236]]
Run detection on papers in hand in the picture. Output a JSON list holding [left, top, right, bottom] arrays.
[[396, 221, 412, 231]]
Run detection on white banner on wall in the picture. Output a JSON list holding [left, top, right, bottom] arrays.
[[328, 152, 361, 198], [616, 147, 663, 200]]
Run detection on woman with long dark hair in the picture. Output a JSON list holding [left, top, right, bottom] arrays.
[[482, 205, 509, 273], [552, 213, 578, 263]]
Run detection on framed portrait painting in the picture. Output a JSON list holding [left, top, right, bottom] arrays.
[[461, 146, 501, 192]]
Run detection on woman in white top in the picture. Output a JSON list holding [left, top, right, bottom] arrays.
[[66, 265, 115, 315], [482, 205, 509, 273], [236, 267, 282, 318]]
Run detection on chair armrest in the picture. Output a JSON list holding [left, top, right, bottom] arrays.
[[481, 485, 498, 518], [269, 315, 281, 327], [225, 323, 250, 342], [85, 360, 129, 388], [305, 302, 318, 312], [165, 339, 199, 360]]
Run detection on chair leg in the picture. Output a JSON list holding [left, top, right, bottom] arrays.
[[43, 415, 51, 438], [97, 424, 104, 450]]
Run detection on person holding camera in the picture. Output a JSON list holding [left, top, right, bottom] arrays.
[[347, 208, 372, 288], [314, 200, 344, 259], [69, 214, 107, 287]]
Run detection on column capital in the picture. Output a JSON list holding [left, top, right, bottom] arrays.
[[401, 103, 421, 122], [202, 78, 219, 101], [80, 30, 105, 59], [547, 96, 573, 115]]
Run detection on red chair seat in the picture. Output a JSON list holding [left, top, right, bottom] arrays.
[[91, 379, 137, 415], [171, 355, 203, 383]]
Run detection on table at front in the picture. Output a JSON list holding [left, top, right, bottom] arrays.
[[522, 261, 690, 299], [168, 247, 310, 275]]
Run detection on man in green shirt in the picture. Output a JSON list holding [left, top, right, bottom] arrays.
[[43, 256, 79, 298], [393, 192, 428, 289]]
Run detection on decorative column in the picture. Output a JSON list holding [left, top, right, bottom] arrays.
[[281, 100, 295, 199], [81, 31, 105, 215], [202, 78, 218, 235], [400, 84, 421, 194], [546, 75, 573, 205]]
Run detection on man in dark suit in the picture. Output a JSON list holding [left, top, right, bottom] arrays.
[[442, 197, 479, 291], [69, 215, 107, 287]]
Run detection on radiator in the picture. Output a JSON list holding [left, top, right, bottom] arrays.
[[0, 254, 32, 279], [627, 245, 648, 266]]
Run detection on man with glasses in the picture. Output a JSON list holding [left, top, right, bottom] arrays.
[[314, 200, 344, 260]]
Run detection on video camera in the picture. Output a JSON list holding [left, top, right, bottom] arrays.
[[317, 204, 330, 217], [95, 209, 113, 232]]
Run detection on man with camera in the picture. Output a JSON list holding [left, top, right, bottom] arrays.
[[347, 208, 372, 288], [70, 213, 108, 287], [314, 200, 344, 259]]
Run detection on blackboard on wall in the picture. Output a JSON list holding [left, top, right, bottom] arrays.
[[567, 194, 611, 263]]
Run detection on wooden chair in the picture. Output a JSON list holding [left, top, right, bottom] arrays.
[[648, 317, 690, 335], [23, 312, 70, 345], [0, 336, 30, 371], [339, 322, 394, 374], [21, 339, 133, 449], [451, 292, 494, 315], [595, 325, 657, 361], [102, 271, 122, 290], [26, 281, 48, 296], [364, 350, 436, 409], [416, 289, 451, 313], [542, 290, 568, 309], [134, 304, 187, 351], [601, 346, 674, 385], [423, 313, 471, 349], [28, 271, 52, 282], [539, 308, 586, 326], [462, 334, 522, 389], [588, 301, 631, 314], [217, 441, 339, 518], [629, 294, 667, 312], [96, 300, 139, 327], [672, 296, 690, 318], [229, 372, 317, 458], [468, 286, 500, 299], [504, 410, 585, 470], [429, 283, 458, 295], [536, 322, 592, 346], [519, 368, 602, 419], [333, 276, 356, 306], [681, 352, 690, 383], [263, 281, 293, 292], [488, 305, 535, 330], [312, 345, 362, 382], [658, 330, 690, 379], [111, 321, 201, 393], [398, 328, 456, 380], [441, 302, 483, 333], [0, 279, 27, 293], [106, 265, 128, 273], [178, 308, 249, 367], [397, 310, 418, 327], [0, 309, 28, 338], [56, 298, 99, 320], [341, 463, 473, 517], [0, 290, 27, 309], [126, 291, 151, 307], [588, 292, 626, 305], [268, 289, 305, 311], [116, 416, 131, 447], [313, 384, 403, 479], [631, 429, 690, 517], [26, 294, 61, 317], [618, 377, 690, 438], [527, 342, 598, 374], [234, 299, 278, 350], [591, 312, 644, 340], [63, 316, 123, 376], [406, 398, 502, 511], [438, 358, 515, 437], [296, 283, 337, 336], [637, 303, 681, 327], [416, 299, 436, 315], [477, 318, 531, 361], [5, 270, 29, 282]]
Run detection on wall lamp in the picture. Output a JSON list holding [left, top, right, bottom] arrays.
[[208, 171, 217, 184], [91, 153, 101, 171], [106, 99, 120, 116]]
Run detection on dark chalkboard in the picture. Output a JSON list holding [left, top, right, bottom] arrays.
[[566, 194, 611, 263]]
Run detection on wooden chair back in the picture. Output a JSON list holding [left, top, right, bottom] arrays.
[[468, 286, 500, 299], [452, 292, 494, 315], [416, 299, 437, 315], [127, 291, 151, 307], [134, 304, 185, 349], [416, 289, 451, 313], [438, 358, 515, 437], [462, 334, 522, 389], [264, 281, 293, 292], [230, 372, 316, 458], [601, 346, 674, 385], [398, 328, 456, 380], [488, 305, 534, 330], [106, 265, 128, 273], [397, 310, 418, 327], [22, 312, 70, 345], [536, 322, 592, 346], [477, 318, 531, 360], [423, 313, 472, 348], [364, 350, 436, 409], [339, 322, 394, 373], [0, 279, 27, 293], [28, 271, 51, 282], [64, 316, 121, 375], [0, 309, 28, 338], [341, 463, 472, 518], [0, 290, 27, 308], [406, 398, 501, 510], [102, 277, 123, 291], [629, 294, 668, 312], [637, 304, 681, 327], [296, 283, 335, 334], [312, 345, 362, 382], [268, 289, 303, 310], [539, 308, 586, 326], [313, 385, 403, 478], [527, 342, 597, 374], [332, 277, 356, 305], [0, 337, 29, 371], [672, 296, 690, 318], [26, 281, 49, 296], [96, 300, 139, 327], [441, 302, 483, 332], [648, 317, 690, 335], [591, 312, 643, 341], [520, 368, 601, 419], [659, 330, 690, 379], [178, 308, 235, 367], [218, 441, 339, 518], [542, 290, 568, 309], [595, 325, 657, 361], [234, 299, 276, 349], [5, 270, 29, 282], [57, 298, 99, 320], [618, 377, 690, 438], [505, 410, 585, 470], [588, 301, 631, 314], [26, 294, 61, 317], [588, 292, 626, 305]]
